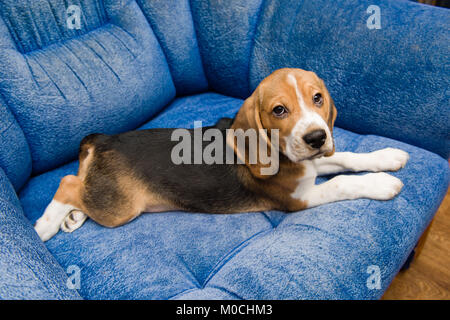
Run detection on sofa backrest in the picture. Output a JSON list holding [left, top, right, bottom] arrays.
[[249, 0, 450, 159], [190, 0, 264, 99], [0, 0, 176, 175], [136, 0, 208, 96], [0, 96, 31, 190]]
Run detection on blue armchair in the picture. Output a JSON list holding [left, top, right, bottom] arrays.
[[0, 0, 448, 299]]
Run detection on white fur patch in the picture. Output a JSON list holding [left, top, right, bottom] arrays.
[[290, 148, 408, 208], [294, 172, 404, 208], [284, 74, 333, 162], [312, 148, 409, 175], [34, 200, 76, 242]]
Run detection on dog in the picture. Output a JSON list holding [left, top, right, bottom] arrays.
[[35, 68, 409, 241]]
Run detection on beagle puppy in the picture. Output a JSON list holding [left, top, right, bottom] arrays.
[[35, 68, 409, 241]]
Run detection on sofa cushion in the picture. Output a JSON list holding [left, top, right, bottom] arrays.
[[0, 167, 81, 299], [136, 0, 208, 96], [249, 0, 450, 159], [0, 0, 175, 174], [19, 92, 449, 299], [0, 95, 31, 191], [190, 0, 264, 98]]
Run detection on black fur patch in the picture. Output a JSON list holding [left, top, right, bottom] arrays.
[[80, 119, 260, 214]]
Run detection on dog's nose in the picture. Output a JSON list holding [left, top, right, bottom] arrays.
[[303, 129, 326, 149]]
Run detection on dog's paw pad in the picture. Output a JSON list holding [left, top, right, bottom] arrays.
[[61, 210, 87, 233]]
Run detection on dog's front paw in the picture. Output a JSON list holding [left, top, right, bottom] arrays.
[[363, 172, 404, 200], [369, 148, 409, 172]]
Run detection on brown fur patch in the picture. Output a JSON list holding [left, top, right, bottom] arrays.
[[53, 175, 85, 210], [237, 157, 308, 212]]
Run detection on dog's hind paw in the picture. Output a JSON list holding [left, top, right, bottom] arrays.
[[61, 210, 88, 233]]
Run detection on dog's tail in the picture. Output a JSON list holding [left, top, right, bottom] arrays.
[[79, 133, 108, 159]]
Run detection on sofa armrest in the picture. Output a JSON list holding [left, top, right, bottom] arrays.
[[0, 168, 81, 299], [250, 0, 450, 158]]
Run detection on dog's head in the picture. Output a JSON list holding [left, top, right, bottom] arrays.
[[231, 68, 337, 178]]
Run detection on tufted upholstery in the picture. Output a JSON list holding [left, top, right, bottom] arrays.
[[0, 0, 449, 299], [0, 0, 175, 174]]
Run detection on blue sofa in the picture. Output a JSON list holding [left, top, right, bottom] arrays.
[[0, 0, 448, 300]]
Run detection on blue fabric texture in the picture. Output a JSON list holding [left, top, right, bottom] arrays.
[[0, 0, 175, 174], [0, 0, 449, 300], [0, 168, 81, 299], [136, 0, 208, 96], [0, 95, 31, 191], [19, 94, 449, 300], [250, 0, 450, 159], [190, 0, 264, 98]]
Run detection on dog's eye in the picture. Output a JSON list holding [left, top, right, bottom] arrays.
[[313, 93, 323, 106], [272, 105, 287, 117]]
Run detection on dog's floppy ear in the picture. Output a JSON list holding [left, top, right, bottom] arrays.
[[228, 89, 277, 179], [324, 96, 338, 157]]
